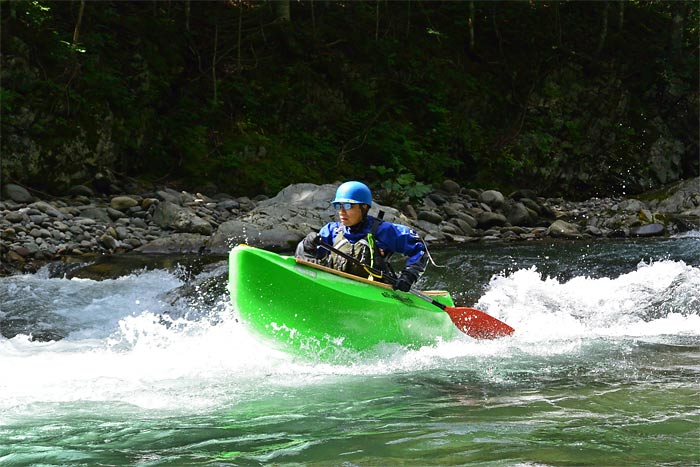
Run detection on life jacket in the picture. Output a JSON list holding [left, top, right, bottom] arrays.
[[321, 214, 393, 281]]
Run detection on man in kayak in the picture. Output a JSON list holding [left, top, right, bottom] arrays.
[[295, 181, 427, 292]]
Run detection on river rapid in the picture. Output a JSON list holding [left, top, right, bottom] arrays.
[[1, 235, 699, 466]]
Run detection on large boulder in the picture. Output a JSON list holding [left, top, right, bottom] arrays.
[[630, 223, 665, 237], [548, 220, 581, 238], [656, 177, 700, 213], [477, 212, 508, 229], [479, 190, 506, 209], [152, 201, 213, 235], [2, 184, 33, 203], [137, 233, 209, 254], [506, 202, 536, 227]]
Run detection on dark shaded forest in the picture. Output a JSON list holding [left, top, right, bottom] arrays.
[[1, 1, 698, 201]]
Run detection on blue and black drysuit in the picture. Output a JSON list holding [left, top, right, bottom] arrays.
[[296, 215, 427, 289]]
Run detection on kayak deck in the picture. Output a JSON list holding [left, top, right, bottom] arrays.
[[228, 245, 458, 359]]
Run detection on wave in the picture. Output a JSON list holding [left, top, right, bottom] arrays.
[[477, 259, 700, 340], [1, 259, 699, 416]]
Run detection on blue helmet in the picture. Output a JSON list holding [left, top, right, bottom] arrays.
[[332, 181, 372, 206]]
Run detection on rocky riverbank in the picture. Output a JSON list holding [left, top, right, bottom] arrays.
[[2, 178, 699, 276]]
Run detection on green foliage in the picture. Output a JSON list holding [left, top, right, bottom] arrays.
[[369, 165, 431, 205], [1, 0, 697, 198]]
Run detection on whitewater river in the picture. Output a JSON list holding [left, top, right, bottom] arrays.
[[1, 235, 699, 466]]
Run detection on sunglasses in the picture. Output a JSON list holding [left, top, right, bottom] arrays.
[[332, 202, 356, 210]]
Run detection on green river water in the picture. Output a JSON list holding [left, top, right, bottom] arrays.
[[1, 236, 699, 466]]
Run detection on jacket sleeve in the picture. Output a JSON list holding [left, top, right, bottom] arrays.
[[295, 223, 337, 259], [377, 223, 427, 275]]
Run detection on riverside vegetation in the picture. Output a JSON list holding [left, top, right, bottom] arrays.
[[1, 2, 698, 200]]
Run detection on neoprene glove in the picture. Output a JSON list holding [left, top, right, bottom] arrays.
[[393, 268, 419, 292], [302, 232, 322, 254]]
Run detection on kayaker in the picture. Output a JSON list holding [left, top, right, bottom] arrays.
[[295, 181, 427, 292]]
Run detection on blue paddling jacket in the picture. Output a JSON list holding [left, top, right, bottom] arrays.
[[313, 215, 427, 279]]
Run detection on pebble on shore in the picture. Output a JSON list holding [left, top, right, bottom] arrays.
[[1, 178, 699, 276]]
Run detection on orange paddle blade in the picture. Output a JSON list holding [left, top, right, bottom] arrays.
[[444, 306, 515, 339]]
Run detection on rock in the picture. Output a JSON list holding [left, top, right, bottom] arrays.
[[479, 190, 505, 209], [427, 193, 448, 205], [156, 189, 182, 205], [107, 207, 127, 220], [506, 202, 535, 227], [617, 199, 647, 213], [217, 199, 240, 210], [548, 220, 581, 238], [152, 201, 213, 235], [451, 218, 476, 236], [2, 184, 33, 203], [137, 233, 209, 254], [417, 210, 444, 224], [5, 211, 27, 223], [454, 211, 477, 228], [442, 180, 461, 194], [99, 233, 119, 250], [584, 225, 604, 236], [69, 185, 94, 197], [630, 223, 665, 237], [258, 228, 305, 252], [510, 189, 538, 200], [207, 220, 262, 255], [403, 204, 417, 219], [32, 201, 64, 218], [110, 196, 139, 211], [520, 197, 543, 215], [80, 207, 112, 224], [477, 212, 508, 229], [440, 223, 463, 236]]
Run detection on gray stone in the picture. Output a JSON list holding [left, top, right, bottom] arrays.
[[584, 225, 603, 236], [455, 211, 477, 228], [2, 184, 33, 203], [207, 220, 262, 255], [80, 208, 112, 224], [520, 198, 542, 215], [5, 211, 27, 223], [630, 223, 665, 237], [451, 218, 476, 236], [156, 189, 182, 205], [137, 233, 208, 254], [110, 196, 139, 211], [69, 185, 94, 197], [442, 180, 461, 194], [548, 220, 581, 238], [32, 201, 64, 218], [476, 212, 508, 229], [152, 201, 213, 235], [107, 207, 127, 220], [99, 234, 119, 250], [506, 202, 535, 227], [617, 199, 647, 213], [417, 210, 444, 225], [479, 190, 505, 209], [217, 199, 240, 210]]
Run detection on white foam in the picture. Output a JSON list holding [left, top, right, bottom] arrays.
[[1, 259, 698, 417], [476, 259, 700, 341]]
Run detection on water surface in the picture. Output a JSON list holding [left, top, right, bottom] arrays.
[[1, 235, 699, 466]]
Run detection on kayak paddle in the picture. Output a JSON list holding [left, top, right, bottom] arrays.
[[316, 241, 514, 339]]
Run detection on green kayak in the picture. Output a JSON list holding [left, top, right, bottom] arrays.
[[228, 244, 459, 359]]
